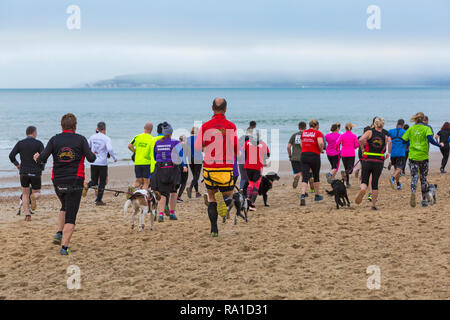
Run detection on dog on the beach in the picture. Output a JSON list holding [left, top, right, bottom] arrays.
[[258, 172, 280, 206], [226, 189, 249, 225], [424, 184, 437, 205], [123, 189, 158, 231], [326, 179, 350, 209]]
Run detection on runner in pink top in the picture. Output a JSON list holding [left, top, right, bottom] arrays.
[[325, 124, 341, 182], [336, 123, 359, 187]]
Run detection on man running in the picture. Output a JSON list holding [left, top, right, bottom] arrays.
[[388, 119, 407, 190], [34, 113, 96, 255], [195, 98, 239, 237], [299, 119, 324, 206], [9, 126, 45, 221], [287, 121, 306, 189], [128, 122, 153, 191], [87, 121, 117, 205]]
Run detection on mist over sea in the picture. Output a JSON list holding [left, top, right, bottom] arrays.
[[1, 88, 449, 176]]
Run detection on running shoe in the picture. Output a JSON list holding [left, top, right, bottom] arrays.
[[300, 194, 306, 206], [326, 173, 332, 184], [397, 183, 402, 191], [170, 214, 178, 220], [53, 232, 62, 245], [203, 193, 209, 206], [389, 176, 396, 190], [158, 215, 164, 222], [293, 175, 300, 189], [60, 247, 70, 255], [177, 197, 183, 203], [421, 200, 428, 207], [355, 190, 365, 204], [314, 195, 323, 202], [210, 232, 218, 238], [164, 205, 170, 216], [196, 192, 202, 198], [186, 187, 192, 199], [367, 193, 372, 201], [24, 215, 31, 222], [249, 204, 257, 212], [216, 193, 228, 218], [30, 193, 37, 211], [410, 192, 416, 208], [82, 181, 89, 197], [95, 200, 106, 206], [440, 168, 447, 174], [371, 206, 378, 211], [309, 189, 315, 194]]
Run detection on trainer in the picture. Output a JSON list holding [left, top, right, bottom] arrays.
[[9, 125, 45, 221], [195, 98, 239, 237], [87, 121, 117, 206], [34, 113, 96, 255]]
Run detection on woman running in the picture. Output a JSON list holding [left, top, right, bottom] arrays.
[[336, 123, 359, 187], [355, 117, 391, 210], [300, 119, 324, 206], [325, 123, 341, 183], [176, 135, 189, 202], [244, 130, 270, 211], [151, 122, 187, 221], [402, 112, 444, 207], [435, 122, 450, 173], [186, 127, 203, 198]]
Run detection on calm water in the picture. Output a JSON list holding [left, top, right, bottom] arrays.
[[1, 88, 449, 176]]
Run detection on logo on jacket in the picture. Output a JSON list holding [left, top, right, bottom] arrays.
[[58, 147, 75, 162]]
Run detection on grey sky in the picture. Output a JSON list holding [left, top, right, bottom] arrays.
[[1, 0, 449, 87]]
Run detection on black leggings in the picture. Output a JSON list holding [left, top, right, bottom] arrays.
[[301, 152, 321, 183], [342, 156, 355, 183], [189, 164, 202, 192], [88, 165, 107, 202], [54, 178, 84, 225], [361, 161, 383, 190], [327, 155, 339, 170], [440, 147, 449, 170], [178, 170, 189, 198]]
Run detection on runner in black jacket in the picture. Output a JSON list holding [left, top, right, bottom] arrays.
[[34, 113, 96, 255], [9, 126, 45, 221]]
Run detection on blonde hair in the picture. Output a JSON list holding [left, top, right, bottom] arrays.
[[373, 117, 385, 129], [179, 135, 186, 142], [309, 119, 319, 128], [345, 123, 354, 131], [410, 112, 425, 124]]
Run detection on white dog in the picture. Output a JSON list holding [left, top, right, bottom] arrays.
[[123, 189, 158, 231]]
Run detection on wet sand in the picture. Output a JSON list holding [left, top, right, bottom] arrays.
[[0, 158, 449, 300]]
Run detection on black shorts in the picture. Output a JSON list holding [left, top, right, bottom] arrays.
[[134, 165, 150, 179], [20, 174, 41, 190], [391, 157, 405, 170], [361, 160, 384, 190], [301, 152, 321, 183], [246, 168, 262, 182], [291, 161, 303, 174], [327, 155, 339, 170], [53, 178, 84, 225]]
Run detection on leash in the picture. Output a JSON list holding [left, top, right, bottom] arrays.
[[90, 186, 130, 197]]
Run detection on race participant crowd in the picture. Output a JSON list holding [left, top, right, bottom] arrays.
[[9, 97, 450, 255]]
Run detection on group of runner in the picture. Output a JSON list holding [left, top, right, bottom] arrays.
[[8, 99, 449, 254], [287, 112, 448, 210]]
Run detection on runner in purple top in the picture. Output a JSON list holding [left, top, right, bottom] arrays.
[[151, 122, 187, 222]]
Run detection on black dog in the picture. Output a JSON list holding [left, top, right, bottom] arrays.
[[225, 190, 249, 225], [326, 179, 350, 209], [258, 172, 280, 207]]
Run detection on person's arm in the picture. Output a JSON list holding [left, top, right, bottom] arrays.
[[106, 138, 117, 162], [35, 137, 56, 164], [82, 137, 97, 163], [359, 130, 371, 151], [317, 137, 324, 153], [128, 136, 136, 153], [287, 143, 292, 160], [386, 136, 392, 160], [8, 142, 20, 170], [176, 143, 188, 171], [335, 135, 342, 151], [427, 135, 443, 148]]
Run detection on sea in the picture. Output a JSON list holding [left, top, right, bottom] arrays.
[[1, 88, 449, 178]]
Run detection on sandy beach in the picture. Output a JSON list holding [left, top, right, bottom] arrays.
[[0, 158, 449, 300]]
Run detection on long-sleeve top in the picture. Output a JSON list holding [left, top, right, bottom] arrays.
[[336, 131, 359, 158], [9, 136, 45, 175], [36, 131, 96, 181], [88, 132, 116, 166]]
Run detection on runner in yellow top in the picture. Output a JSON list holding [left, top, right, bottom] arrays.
[[128, 122, 153, 191]]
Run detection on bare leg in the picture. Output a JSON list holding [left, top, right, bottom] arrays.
[[62, 223, 75, 247], [169, 192, 177, 211], [142, 178, 150, 191], [371, 190, 379, 207], [22, 187, 30, 215], [313, 181, 320, 196], [58, 211, 65, 232]]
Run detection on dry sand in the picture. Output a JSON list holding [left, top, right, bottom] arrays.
[[0, 158, 449, 300]]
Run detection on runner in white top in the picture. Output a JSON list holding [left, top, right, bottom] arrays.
[[87, 122, 117, 205]]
